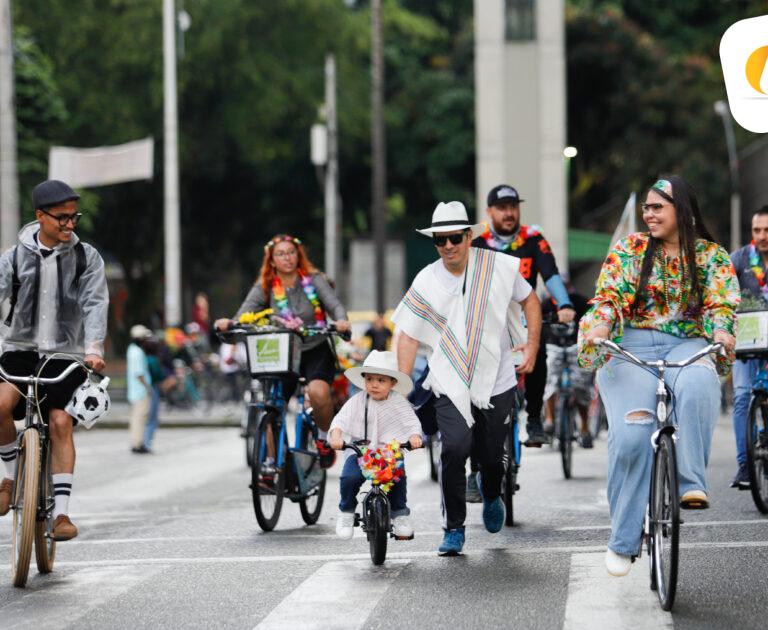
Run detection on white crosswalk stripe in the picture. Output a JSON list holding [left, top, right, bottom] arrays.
[[253, 560, 411, 629]]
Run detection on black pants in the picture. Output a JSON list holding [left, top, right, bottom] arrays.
[[435, 387, 516, 530], [524, 343, 548, 421]]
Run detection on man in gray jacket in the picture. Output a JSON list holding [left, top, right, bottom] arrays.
[[0, 180, 109, 541]]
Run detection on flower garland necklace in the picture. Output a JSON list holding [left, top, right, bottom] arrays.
[[271, 271, 327, 328], [748, 241, 768, 299], [480, 222, 532, 252]]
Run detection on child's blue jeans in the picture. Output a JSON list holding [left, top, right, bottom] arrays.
[[338, 454, 410, 518]]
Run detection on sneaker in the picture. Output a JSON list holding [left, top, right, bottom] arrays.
[[393, 515, 414, 540], [605, 548, 631, 576], [0, 478, 12, 516], [482, 497, 505, 533], [579, 432, 594, 449], [438, 527, 465, 556], [680, 490, 709, 510], [524, 427, 552, 447], [335, 512, 355, 539], [730, 463, 751, 490], [52, 514, 78, 541], [465, 472, 482, 503], [543, 421, 555, 436], [316, 439, 336, 469], [131, 445, 151, 454]]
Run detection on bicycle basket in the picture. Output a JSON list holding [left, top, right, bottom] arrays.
[[243, 330, 303, 377], [736, 310, 768, 357]]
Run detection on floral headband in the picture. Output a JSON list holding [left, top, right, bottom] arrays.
[[264, 235, 302, 252], [652, 179, 674, 200]]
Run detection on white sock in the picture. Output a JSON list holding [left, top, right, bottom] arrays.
[[318, 430, 328, 441], [52, 473, 73, 519], [0, 438, 18, 480]]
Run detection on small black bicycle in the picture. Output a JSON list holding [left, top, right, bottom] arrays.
[[330, 440, 419, 566]]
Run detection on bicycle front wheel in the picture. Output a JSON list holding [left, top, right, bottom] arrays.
[[367, 493, 389, 566], [251, 413, 285, 531], [650, 432, 679, 611], [12, 429, 40, 587], [558, 397, 574, 479], [34, 442, 56, 574], [503, 421, 518, 526], [746, 396, 768, 514], [298, 422, 326, 525]]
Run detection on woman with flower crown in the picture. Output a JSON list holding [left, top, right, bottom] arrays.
[[215, 234, 350, 467], [577, 175, 740, 577]]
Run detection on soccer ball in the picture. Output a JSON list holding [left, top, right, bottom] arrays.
[[65, 377, 111, 429]]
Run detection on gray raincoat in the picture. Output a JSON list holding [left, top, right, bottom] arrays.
[[0, 222, 109, 357]]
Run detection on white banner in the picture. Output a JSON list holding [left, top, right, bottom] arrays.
[[608, 192, 637, 254], [48, 137, 154, 188]]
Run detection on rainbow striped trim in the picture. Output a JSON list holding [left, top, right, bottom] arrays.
[[464, 248, 495, 383]]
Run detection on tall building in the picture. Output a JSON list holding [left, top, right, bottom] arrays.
[[474, 0, 568, 268]]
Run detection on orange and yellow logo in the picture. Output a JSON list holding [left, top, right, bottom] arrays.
[[746, 45, 768, 94]]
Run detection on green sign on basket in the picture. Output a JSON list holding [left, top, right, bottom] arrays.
[[737, 314, 761, 345], [256, 337, 281, 363]]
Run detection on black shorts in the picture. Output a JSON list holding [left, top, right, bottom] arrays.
[[0, 351, 88, 422], [283, 341, 337, 397]]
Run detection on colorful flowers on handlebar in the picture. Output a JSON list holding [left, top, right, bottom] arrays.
[[359, 440, 405, 494], [238, 308, 274, 326]]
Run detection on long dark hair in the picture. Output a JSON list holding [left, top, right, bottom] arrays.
[[634, 175, 714, 314]]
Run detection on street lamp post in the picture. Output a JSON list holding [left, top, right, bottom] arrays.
[[714, 100, 741, 252], [0, 0, 19, 252]]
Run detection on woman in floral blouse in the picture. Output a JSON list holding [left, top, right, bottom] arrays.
[[578, 175, 739, 577]]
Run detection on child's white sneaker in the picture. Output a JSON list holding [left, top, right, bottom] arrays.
[[336, 512, 355, 539], [393, 515, 414, 540]]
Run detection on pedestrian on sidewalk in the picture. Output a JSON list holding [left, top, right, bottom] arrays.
[[143, 336, 168, 451], [127, 324, 153, 454], [393, 201, 541, 556]]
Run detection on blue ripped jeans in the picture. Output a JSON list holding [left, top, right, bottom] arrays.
[[597, 328, 720, 556], [732, 358, 760, 467]]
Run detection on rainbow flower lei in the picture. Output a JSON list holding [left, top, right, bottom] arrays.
[[479, 222, 537, 252], [748, 241, 768, 299], [359, 440, 405, 494], [271, 271, 327, 329]]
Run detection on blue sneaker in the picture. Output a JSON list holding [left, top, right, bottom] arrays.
[[438, 527, 465, 556], [730, 463, 751, 490], [482, 497, 505, 533]]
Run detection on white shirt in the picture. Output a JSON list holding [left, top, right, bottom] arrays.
[[35, 245, 60, 353], [431, 259, 531, 395], [329, 390, 422, 449]]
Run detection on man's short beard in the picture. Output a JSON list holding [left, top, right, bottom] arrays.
[[492, 220, 518, 236]]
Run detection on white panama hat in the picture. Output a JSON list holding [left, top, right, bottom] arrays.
[[416, 201, 484, 239], [344, 350, 414, 397]]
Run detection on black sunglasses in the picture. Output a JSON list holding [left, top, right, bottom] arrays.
[[433, 232, 468, 247], [40, 208, 82, 227]]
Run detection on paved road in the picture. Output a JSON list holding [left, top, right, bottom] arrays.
[[0, 413, 765, 629]]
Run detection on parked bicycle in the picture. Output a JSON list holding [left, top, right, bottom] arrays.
[[218, 322, 348, 531], [1, 359, 91, 588], [329, 439, 419, 565], [595, 338, 723, 611]]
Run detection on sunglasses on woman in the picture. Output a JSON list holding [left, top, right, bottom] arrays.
[[433, 232, 468, 247]]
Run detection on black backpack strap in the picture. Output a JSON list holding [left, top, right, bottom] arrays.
[[72, 241, 87, 290], [4, 246, 21, 327]]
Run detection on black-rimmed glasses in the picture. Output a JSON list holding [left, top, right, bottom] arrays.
[[433, 232, 468, 247], [40, 208, 82, 227]]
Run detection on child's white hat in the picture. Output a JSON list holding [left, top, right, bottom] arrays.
[[344, 350, 413, 396]]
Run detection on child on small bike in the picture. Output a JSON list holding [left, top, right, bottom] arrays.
[[328, 350, 422, 540]]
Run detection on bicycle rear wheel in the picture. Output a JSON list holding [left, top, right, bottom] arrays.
[[650, 432, 679, 611], [34, 442, 56, 574], [12, 429, 40, 588], [251, 413, 285, 531], [298, 422, 326, 525], [367, 493, 389, 566], [746, 396, 768, 514], [558, 397, 575, 479]]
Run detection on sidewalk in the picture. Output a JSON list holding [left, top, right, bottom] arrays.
[[95, 401, 243, 429]]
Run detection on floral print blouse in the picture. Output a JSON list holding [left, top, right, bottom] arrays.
[[577, 233, 740, 374]]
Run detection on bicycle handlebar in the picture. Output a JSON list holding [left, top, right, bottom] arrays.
[[219, 321, 352, 342], [594, 338, 724, 369], [0, 360, 86, 386], [321, 439, 423, 457]]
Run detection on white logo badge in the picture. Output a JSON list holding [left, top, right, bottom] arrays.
[[720, 15, 768, 133]]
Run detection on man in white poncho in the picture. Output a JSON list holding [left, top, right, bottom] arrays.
[[393, 201, 541, 556]]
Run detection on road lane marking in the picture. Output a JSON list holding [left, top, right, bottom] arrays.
[[563, 552, 673, 630], [30, 538, 768, 570], [253, 560, 410, 630], [0, 564, 165, 629], [557, 519, 768, 531]]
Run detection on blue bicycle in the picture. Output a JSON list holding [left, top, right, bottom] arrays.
[[219, 323, 347, 531], [740, 356, 768, 513]]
